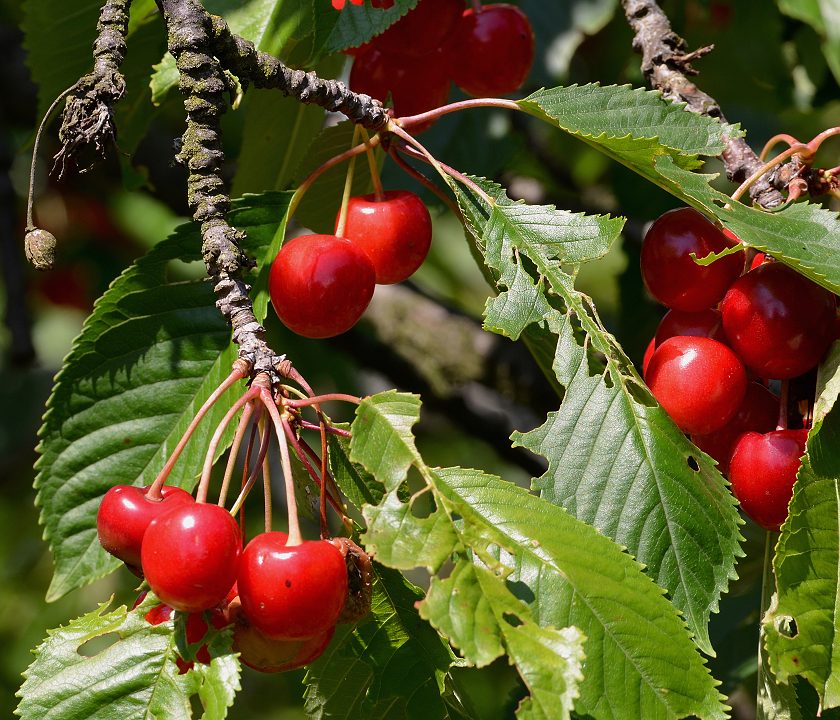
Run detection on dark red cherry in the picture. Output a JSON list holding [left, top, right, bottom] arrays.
[[238, 533, 348, 640], [269, 234, 375, 339], [641, 208, 745, 311], [721, 262, 837, 379], [141, 503, 241, 613], [691, 382, 778, 473], [227, 596, 335, 673], [97, 485, 194, 569], [350, 46, 451, 128], [338, 190, 432, 284], [654, 308, 725, 347], [729, 429, 809, 530], [646, 336, 747, 434], [373, 0, 462, 57], [449, 4, 534, 97]]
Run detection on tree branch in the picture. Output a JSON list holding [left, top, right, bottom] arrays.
[[621, 0, 786, 209]]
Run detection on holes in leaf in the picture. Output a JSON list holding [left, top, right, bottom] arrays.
[[505, 579, 535, 604], [775, 615, 798, 639], [502, 612, 523, 628], [410, 487, 436, 519], [687, 455, 699, 471], [77, 633, 120, 658]]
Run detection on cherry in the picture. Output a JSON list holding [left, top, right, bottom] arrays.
[[350, 46, 451, 127], [238, 532, 348, 640], [646, 336, 747, 435], [372, 0, 462, 58], [141, 503, 241, 613], [448, 4, 534, 97], [269, 234, 375, 339], [226, 596, 335, 673], [749, 252, 767, 270], [721, 262, 837, 379], [642, 337, 656, 378], [729, 429, 809, 530], [338, 190, 432, 284], [641, 208, 744, 311], [691, 382, 778, 474], [97, 485, 194, 570], [654, 308, 725, 347]]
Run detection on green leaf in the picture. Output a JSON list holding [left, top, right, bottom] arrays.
[[653, 156, 840, 295], [778, 0, 840, 85], [518, 83, 739, 171], [16, 598, 240, 719], [36, 193, 291, 601], [455, 177, 743, 657], [351, 393, 727, 720], [303, 564, 459, 720], [763, 342, 840, 710], [349, 390, 421, 492], [421, 561, 585, 720], [310, 0, 418, 58]]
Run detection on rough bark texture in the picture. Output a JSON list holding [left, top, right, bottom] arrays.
[[621, 0, 786, 209]]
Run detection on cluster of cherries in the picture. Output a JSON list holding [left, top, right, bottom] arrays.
[[270, 188, 432, 338], [640, 208, 837, 531], [97, 485, 352, 672], [348, 0, 535, 125]]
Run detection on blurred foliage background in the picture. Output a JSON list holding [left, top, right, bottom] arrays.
[[1, 0, 839, 716]]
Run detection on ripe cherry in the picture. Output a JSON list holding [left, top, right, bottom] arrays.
[[373, 0, 462, 58], [338, 190, 432, 284], [226, 596, 335, 673], [646, 336, 747, 435], [691, 382, 778, 474], [729, 429, 809, 530], [141, 503, 241, 613], [641, 337, 656, 378], [721, 262, 836, 379], [350, 46, 451, 126], [269, 234, 375, 339], [449, 4, 534, 97], [654, 308, 725, 347], [97, 485, 194, 570], [238, 533, 348, 640], [641, 208, 744, 311]]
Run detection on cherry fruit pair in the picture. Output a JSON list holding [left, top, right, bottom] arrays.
[[270, 189, 431, 339]]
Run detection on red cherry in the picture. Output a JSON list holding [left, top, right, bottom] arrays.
[[141, 503, 241, 613], [97, 485, 194, 569], [721, 263, 837, 379], [449, 4, 534, 97], [729, 429, 809, 530], [269, 234, 375, 339], [642, 337, 656, 378], [227, 596, 335, 673], [691, 382, 778, 473], [238, 533, 348, 640], [646, 336, 747, 434], [749, 252, 767, 270], [654, 308, 725, 347], [641, 208, 745, 311], [338, 190, 432, 284], [373, 0, 462, 57], [350, 46, 451, 128]]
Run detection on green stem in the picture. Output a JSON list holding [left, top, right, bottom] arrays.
[[360, 127, 384, 200], [335, 125, 362, 237]]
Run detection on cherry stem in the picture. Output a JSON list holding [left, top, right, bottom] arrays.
[[319, 418, 329, 538], [147, 362, 249, 500], [237, 420, 259, 532], [228, 415, 272, 517], [396, 97, 520, 132], [26, 83, 76, 230], [284, 392, 361, 408], [396, 137, 494, 206], [804, 125, 840, 154], [389, 146, 463, 218], [776, 380, 789, 431], [217, 399, 257, 508], [360, 127, 385, 201], [299, 419, 352, 437], [288, 134, 381, 220], [336, 124, 362, 237], [730, 145, 804, 204], [196, 386, 261, 503], [260, 387, 302, 546], [759, 133, 800, 161], [262, 423, 272, 534], [294, 434, 348, 520]]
